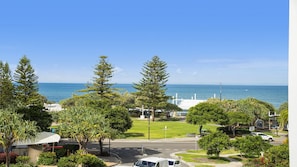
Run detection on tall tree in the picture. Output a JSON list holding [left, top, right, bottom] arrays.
[[0, 108, 37, 167], [0, 61, 15, 108], [14, 56, 43, 106], [83, 55, 115, 103], [133, 56, 169, 121]]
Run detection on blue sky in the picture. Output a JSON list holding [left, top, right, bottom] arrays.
[[0, 1, 288, 85]]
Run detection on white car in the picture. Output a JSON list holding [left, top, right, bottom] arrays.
[[167, 159, 181, 167], [251, 132, 274, 142]]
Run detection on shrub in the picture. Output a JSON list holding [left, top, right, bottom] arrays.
[[16, 156, 30, 164], [37, 152, 56, 165], [265, 144, 289, 167], [57, 152, 106, 167], [57, 155, 77, 167], [78, 154, 106, 167], [232, 136, 272, 158], [0, 152, 18, 164], [198, 131, 230, 157]]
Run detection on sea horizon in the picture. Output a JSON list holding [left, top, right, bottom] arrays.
[[38, 82, 288, 86], [38, 83, 288, 109]]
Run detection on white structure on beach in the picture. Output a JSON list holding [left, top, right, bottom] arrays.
[[44, 103, 63, 112], [172, 93, 206, 110]]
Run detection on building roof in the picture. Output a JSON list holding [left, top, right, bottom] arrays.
[[14, 132, 61, 146]]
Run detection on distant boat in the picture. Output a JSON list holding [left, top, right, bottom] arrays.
[[244, 89, 248, 92]]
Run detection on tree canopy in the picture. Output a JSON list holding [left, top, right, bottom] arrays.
[[0, 61, 15, 109], [134, 56, 169, 121], [198, 131, 231, 157], [186, 102, 228, 135], [14, 55, 45, 106], [57, 106, 111, 153], [0, 108, 38, 167]]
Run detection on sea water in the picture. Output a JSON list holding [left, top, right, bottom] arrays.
[[39, 83, 288, 108]]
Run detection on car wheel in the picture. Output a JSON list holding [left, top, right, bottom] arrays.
[[269, 138, 273, 142]]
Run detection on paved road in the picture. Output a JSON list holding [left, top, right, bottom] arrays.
[[76, 134, 287, 167], [89, 138, 198, 167]]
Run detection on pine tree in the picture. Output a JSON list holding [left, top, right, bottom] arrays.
[[134, 56, 169, 121], [84, 56, 115, 102], [0, 61, 15, 108], [14, 55, 41, 106]]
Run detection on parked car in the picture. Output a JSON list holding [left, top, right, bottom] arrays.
[[251, 132, 274, 142], [167, 158, 181, 167], [133, 157, 169, 167]]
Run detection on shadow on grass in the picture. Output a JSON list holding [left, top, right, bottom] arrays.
[[208, 156, 230, 162], [123, 132, 145, 138]]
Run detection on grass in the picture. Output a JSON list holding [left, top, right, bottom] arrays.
[[175, 149, 241, 165], [176, 153, 230, 164], [187, 149, 239, 155], [122, 118, 218, 139]]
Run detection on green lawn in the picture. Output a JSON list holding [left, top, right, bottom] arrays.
[[122, 118, 218, 139], [175, 149, 241, 165]]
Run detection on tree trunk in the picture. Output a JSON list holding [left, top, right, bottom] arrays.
[[99, 138, 103, 155], [5, 146, 10, 167], [151, 108, 155, 122], [231, 126, 236, 137], [199, 125, 203, 135]]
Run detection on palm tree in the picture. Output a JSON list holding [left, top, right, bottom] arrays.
[[0, 108, 38, 167]]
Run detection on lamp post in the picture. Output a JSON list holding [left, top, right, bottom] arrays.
[[148, 110, 150, 140]]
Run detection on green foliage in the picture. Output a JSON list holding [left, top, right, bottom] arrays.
[[16, 156, 30, 164], [37, 152, 57, 165], [14, 55, 45, 106], [232, 136, 272, 157], [227, 111, 250, 137], [133, 56, 169, 121], [0, 108, 37, 166], [278, 102, 288, 113], [198, 131, 231, 157], [104, 106, 133, 134], [58, 106, 110, 153], [186, 102, 228, 135], [0, 61, 15, 109], [278, 102, 288, 130], [16, 105, 53, 131], [78, 154, 106, 167], [82, 56, 115, 103], [265, 144, 289, 167], [57, 154, 77, 167], [237, 98, 271, 124], [57, 152, 106, 167]]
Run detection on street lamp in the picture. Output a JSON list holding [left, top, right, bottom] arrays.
[[148, 110, 150, 140]]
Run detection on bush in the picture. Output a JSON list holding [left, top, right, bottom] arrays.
[[37, 152, 56, 165], [57, 155, 77, 167], [57, 152, 106, 167], [55, 148, 67, 159], [265, 144, 289, 167], [0, 152, 18, 164], [16, 156, 30, 164], [78, 154, 106, 167], [232, 136, 272, 158], [198, 131, 230, 157]]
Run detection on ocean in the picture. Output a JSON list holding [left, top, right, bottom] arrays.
[[38, 83, 288, 109]]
